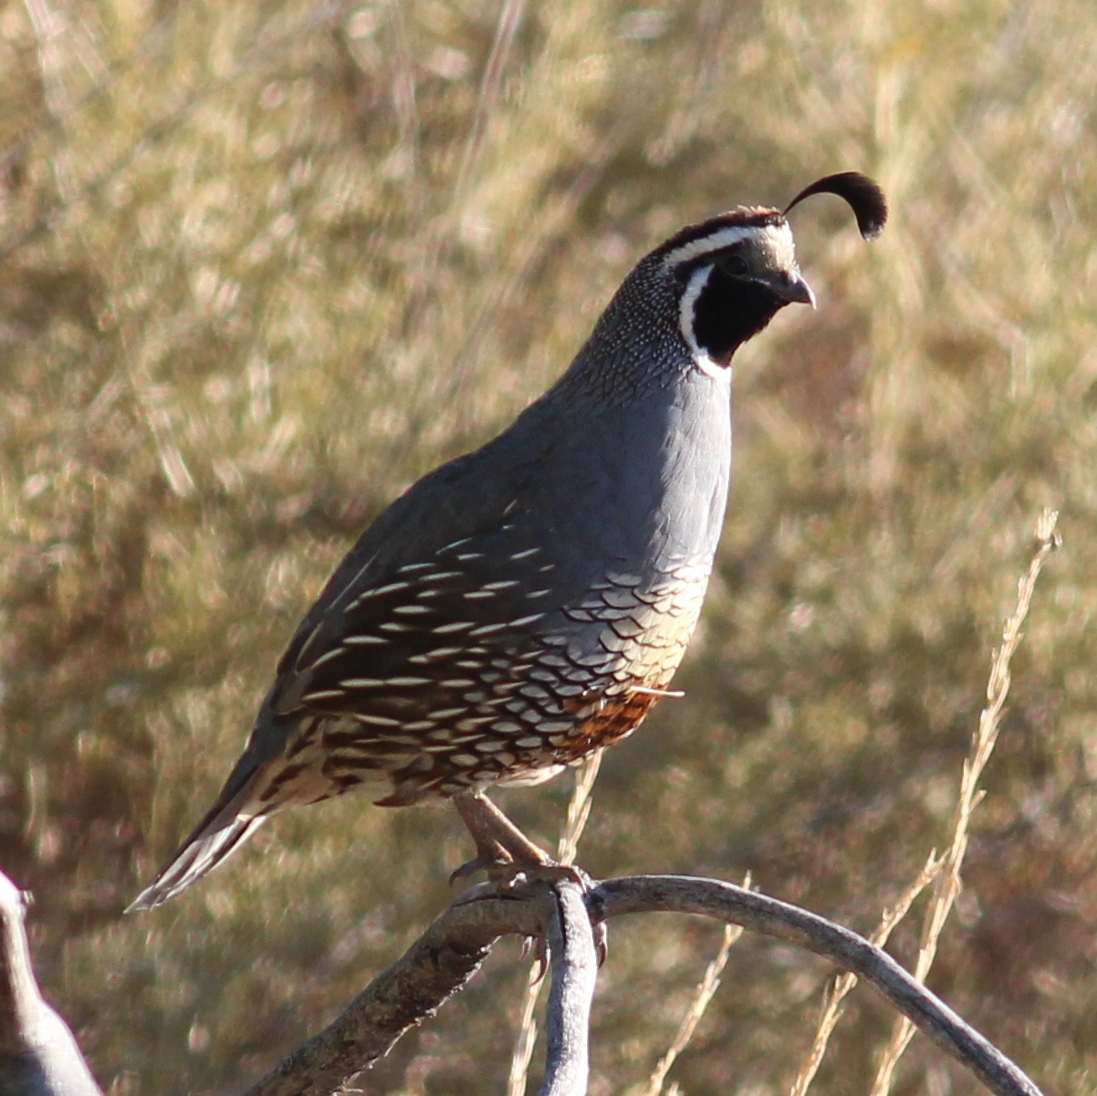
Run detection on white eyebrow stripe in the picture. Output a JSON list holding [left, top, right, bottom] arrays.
[[663, 221, 797, 268], [663, 225, 759, 266]]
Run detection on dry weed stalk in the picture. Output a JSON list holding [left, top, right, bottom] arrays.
[[507, 965, 544, 1096], [789, 854, 942, 1096], [869, 509, 1060, 1095], [555, 753, 603, 870], [506, 753, 603, 1096], [641, 917, 743, 1096], [450, 0, 528, 206]]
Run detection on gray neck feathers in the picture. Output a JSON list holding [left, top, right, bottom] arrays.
[[550, 258, 692, 408]]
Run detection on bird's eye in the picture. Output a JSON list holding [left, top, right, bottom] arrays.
[[721, 254, 750, 276]]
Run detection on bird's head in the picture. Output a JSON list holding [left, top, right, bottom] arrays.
[[655, 171, 887, 369]]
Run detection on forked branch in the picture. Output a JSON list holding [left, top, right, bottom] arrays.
[[0, 865, 1047, 1096], [243, 873, 1044, 1096]]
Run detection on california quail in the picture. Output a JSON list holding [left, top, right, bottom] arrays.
[[128, 172, 887, 911]]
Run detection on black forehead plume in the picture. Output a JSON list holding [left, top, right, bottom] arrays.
[[783, 172, 888, 240], [652, 207, 785, 261]]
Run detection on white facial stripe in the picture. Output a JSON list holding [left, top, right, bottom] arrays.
[[678, 265, 711, 357], [678, 264, 727, 381], [663, 221, 795, 269]]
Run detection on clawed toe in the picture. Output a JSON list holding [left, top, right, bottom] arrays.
[[593, 917, 608, 966], [519, 933, 550, 981], [449, 851, 512, 885]]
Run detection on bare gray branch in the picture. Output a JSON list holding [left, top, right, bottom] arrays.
[[594, 876, 1043, 1096], [245, 872, 1045, 1096], [540, 879, 598, 1096], [243, 884, 546, 1096], [0, 866, 1045, 1096]]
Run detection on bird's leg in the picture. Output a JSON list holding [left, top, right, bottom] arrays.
[[452, 790, 554, 875], [451, 790, 609, 964]]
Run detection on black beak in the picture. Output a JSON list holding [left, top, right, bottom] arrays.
[[768, 273, 816, 308]]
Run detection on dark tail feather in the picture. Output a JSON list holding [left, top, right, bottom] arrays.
[[127, 741, 276, 912], [126, 811, 266, 912]]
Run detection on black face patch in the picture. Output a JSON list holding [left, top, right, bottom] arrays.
[[691, 264, 788, 365]]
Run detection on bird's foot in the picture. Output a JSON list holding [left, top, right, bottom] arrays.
[[450, 791, 607, 963], [508, 864, 606, 966], [453, 857, 609, 966], [511, 865, 607, 970]]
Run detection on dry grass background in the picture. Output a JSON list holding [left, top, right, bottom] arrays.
[[1, 0, 1096, 1093]]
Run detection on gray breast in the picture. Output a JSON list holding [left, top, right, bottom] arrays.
[[257, 359, 733, 806]]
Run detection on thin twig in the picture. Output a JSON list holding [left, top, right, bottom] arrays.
[[643, 920, 742, 1096], [22, 0, 102, 203], [789, 853, 942, 1096], [870, 509, 1060, 1096]]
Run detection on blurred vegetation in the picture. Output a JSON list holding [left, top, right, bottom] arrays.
[[1, 0, 1095, 1092]]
